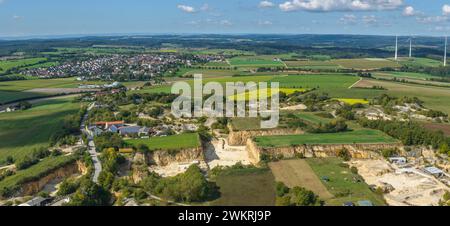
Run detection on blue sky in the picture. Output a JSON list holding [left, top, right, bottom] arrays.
[[1, 0, 450, 37]]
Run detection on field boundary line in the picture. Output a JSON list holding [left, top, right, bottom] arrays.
[[348, 77, 363, 89]]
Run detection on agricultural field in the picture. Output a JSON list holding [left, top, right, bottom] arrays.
[[228, 56, 286, 68], [269, 159, 334, 200], [271, 74, 383, 99], [306, 158, 386, 206], [354, 79, 450, 114], [204, 61, 230, 67], [0, 98, 81, 164], [284, 60, 341, 70], [230, 117, 263, 131], [398, 57, 443, 67], [334, 98, 369, 105], [373, 71, 438, 81], [125, 133, 201, 151], [332, 58, 400, 69], [284, 112, 333, 125], [0, 77, 100, 104], [229, 88, 308, 101], [254, 130, 398, 148], [0, 58, 48, 73], [211, 168, 276, 206]]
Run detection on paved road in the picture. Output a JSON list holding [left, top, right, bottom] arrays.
[[80, 105, 102, 183]]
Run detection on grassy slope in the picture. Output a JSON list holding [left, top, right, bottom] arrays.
[[0, 155, 77, 191], [0, 98, 80, 163]]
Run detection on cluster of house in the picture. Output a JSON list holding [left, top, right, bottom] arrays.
[[86, 121, 150, 138], [22, 53, 198, 79]]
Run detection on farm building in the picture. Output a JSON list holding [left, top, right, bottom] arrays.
[[389, 157, 407, 165], [118, 126, 150, 137], [424, 167, 444, 178]]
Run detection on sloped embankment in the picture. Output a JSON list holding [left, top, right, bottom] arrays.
[[246, 139, 402, 165]]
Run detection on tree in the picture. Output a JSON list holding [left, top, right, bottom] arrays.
[[275, 182, 290, 197], [439, 143, 450, 155], [290, 187, 321, 206], [67, 179, 111, 206]]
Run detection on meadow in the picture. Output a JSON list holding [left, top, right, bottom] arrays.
[[254, 130, 398, 147], [229, 56, 286, 68], [306, 158, 386, 206], [211, 167, 276, 206], [0, 58, 48, 73], [373, 71, 438, 80], [284, 60, 341, 70], [398, 57, 443, 67], [0, 98, 81, 163], [125, 133, 201, 151], [331, 58, 400, 69]]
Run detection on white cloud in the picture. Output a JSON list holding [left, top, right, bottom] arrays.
[[403, 6, 415, 16], [362, 15, 377, 25], [279, 0, 404, 12], [200, 4, 210, 11], [12, 15, 23, 20], [259, 1, 275, 8], [339, 14, 357, 25], [259, 20, 273, 26], [177, 5, 196, 13], [220, 20, 232, 26], [443, 4, 450, 16], [416, 15, 448, 24]]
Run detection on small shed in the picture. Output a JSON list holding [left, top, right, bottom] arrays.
[[424, 167, 444, 178]]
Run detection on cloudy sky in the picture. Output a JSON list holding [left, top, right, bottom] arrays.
[[1, 0, 450, 37]]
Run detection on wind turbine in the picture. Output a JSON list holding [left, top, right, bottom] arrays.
[[445, 36, 448, 67], [408, 37, 413, 58], [395, 35, 398, 60]]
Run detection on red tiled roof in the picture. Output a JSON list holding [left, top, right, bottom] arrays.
[[95, 121, 125, 125]]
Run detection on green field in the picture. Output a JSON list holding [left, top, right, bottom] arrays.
[[230, 118, 264, 131], [398, 57, 443, 67], [125, 133, 201, 151], [254, 130, 398, 147], [306, 158, 386, 206], [359, 79, 450, 114], [229, 56, 286, 68], [0, 98, 80, 163], [285, 60, 340, 70], [204, 61, 231, 67], [0, 155, 77, 194], [287, 112, 332, 125], [0, 58, 48, 73], [374, 71, 438, 80], [211, 168, 276, 206], [332, 58, 400, 69]]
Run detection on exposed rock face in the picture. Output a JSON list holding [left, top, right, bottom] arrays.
[[228, 128, 303, 146], [147, 147, 205, 167], [20, 161, 86, 196], [246, 139, 402, 165]]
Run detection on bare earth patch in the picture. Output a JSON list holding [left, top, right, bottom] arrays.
[[351, 159, 449, 206]]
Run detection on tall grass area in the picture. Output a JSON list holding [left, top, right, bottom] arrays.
[[125, 133, 201, 151], [0, 98, 80, 164], [211, 167, 276, 206]]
